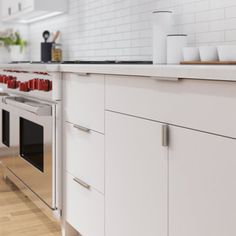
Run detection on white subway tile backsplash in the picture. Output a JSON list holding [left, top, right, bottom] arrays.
[[225, 30, 236, 42], [27, 0, 236, 61], [196, 31, 225, 43]]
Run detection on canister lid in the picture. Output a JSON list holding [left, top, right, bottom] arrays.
[[167, 34, 188, 37]]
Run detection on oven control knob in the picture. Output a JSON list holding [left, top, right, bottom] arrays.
[[32, 79, 38, 90], [7, 79, 17, 89], [3, 75, 9, 84], [19, 82, 29, 92], [38, 79, 45, 91], [49, 81, 52, 91]]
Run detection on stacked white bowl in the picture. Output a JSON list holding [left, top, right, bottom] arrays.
[[183, 45, 236, 62]]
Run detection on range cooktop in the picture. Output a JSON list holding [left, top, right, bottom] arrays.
[[10, 60, 153, 65]]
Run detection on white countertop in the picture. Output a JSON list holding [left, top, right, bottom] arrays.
[[0, 63, 60, 73], [1, 63, 236, 82], [60, 64, 236, 82]]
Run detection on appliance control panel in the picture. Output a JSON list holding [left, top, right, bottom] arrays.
[[0, 69, 61, 101]]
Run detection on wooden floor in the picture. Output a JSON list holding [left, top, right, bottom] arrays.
[[0, 171, 61, 236]]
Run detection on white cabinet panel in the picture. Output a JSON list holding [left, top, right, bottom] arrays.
[[169, 126, 236, 236], [63, 73, 105, 133], [21, 0, 33, 10], [105, 111, 168, 236], [105, 75, 236, 138], [66, 172, 104, 236], [1, 0, 66, 22], [64, 121, 104, 193], [1, 0, 16, 18]]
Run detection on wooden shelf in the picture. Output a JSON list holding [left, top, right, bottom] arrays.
[[180, 61, 236, 65]]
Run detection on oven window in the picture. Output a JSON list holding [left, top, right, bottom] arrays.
[[20, 118, 44, 172], [2, 110, 10, 147]]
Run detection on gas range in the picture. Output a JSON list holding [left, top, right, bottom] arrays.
[[0, 62, 62, 217], [10, 60, 153, 65]]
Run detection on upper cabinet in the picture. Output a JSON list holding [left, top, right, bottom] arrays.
[[1, 0, 67, 23]]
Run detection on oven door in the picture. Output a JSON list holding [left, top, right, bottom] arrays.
[[3, 96, 56, 209], [0, 95, 18, 171]]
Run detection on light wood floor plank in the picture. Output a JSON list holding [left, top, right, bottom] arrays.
[[0, 172, 61, 236]]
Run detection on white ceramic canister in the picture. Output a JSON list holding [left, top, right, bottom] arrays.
[[183, 47, 200, 62], [152, 10, 173, 64], [167, 34, 187, 64], [199, 46, 218, 61]]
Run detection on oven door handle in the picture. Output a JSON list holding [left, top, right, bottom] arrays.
[[2, 96, 52, 116]]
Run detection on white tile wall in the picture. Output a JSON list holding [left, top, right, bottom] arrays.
[[28, 0, 236, 61]]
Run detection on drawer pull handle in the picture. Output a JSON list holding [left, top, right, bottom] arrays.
[[73, 177, 91, 190], [76, 72, 90, 76], [151, 76, 179, 81], [73, 124, 91, 133], [162, 124, 169, 147]]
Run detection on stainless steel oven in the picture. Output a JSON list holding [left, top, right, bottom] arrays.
[[0, 95, 57, 210]]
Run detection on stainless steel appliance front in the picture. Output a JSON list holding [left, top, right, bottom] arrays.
[[0, 96, 56, 209]]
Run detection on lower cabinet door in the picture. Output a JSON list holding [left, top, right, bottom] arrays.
[[169, 126, 236, 236], [105, 111, 168, 236], [66, 172, 104, 236]]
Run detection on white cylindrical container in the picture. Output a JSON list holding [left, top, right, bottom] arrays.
[[183, 47, 200, 62], [152, 10, 173, 64], [199, 46, 218, 61], [167, 34, 187, 64], [218, 45, 236, 61]]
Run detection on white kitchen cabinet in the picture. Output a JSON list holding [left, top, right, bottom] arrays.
[[66, 172, 104, 236], [64, 121, 105, 193], [169, 126, 236, 236], [63, 73, 105, 134], [105, 111, 168, 236], [1, 0, 67, 23], [20, 0, 33, 11], [1, 0, 16, 18], [105, 75, 236, 138]]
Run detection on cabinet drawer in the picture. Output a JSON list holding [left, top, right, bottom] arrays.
[[63, 73, 105, 133], [106, 75, 236, 138], [66, 172, 104, 236], [64, 121, 104, 193]]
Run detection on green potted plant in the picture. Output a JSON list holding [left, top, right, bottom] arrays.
[[0, 31, 27, 61]]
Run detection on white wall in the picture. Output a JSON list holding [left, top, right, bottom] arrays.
[[28, 0, 236, 61]]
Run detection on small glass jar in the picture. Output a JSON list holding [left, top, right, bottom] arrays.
[[51, 43, 62, 62]]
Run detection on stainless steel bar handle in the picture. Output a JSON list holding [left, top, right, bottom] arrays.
[[2, 96, 13, 104], [150, 76, 179, 82], [162, 124, 169, 147], [75, 72, 90, 76], [2, 96, 52, 116], [73, 124, 91, 133], [73, 177, 91, 190], [18, 2, 22, 11]]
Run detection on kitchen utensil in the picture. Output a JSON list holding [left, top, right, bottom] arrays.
[[42, 30, 50, 42], [199, 46, 218, 61], [167, 34, 187, 64], [52, 31, 60, 43], [183, 47, 200, 61], [217, 45, 236, 61], [152, 10, 173, 64]]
